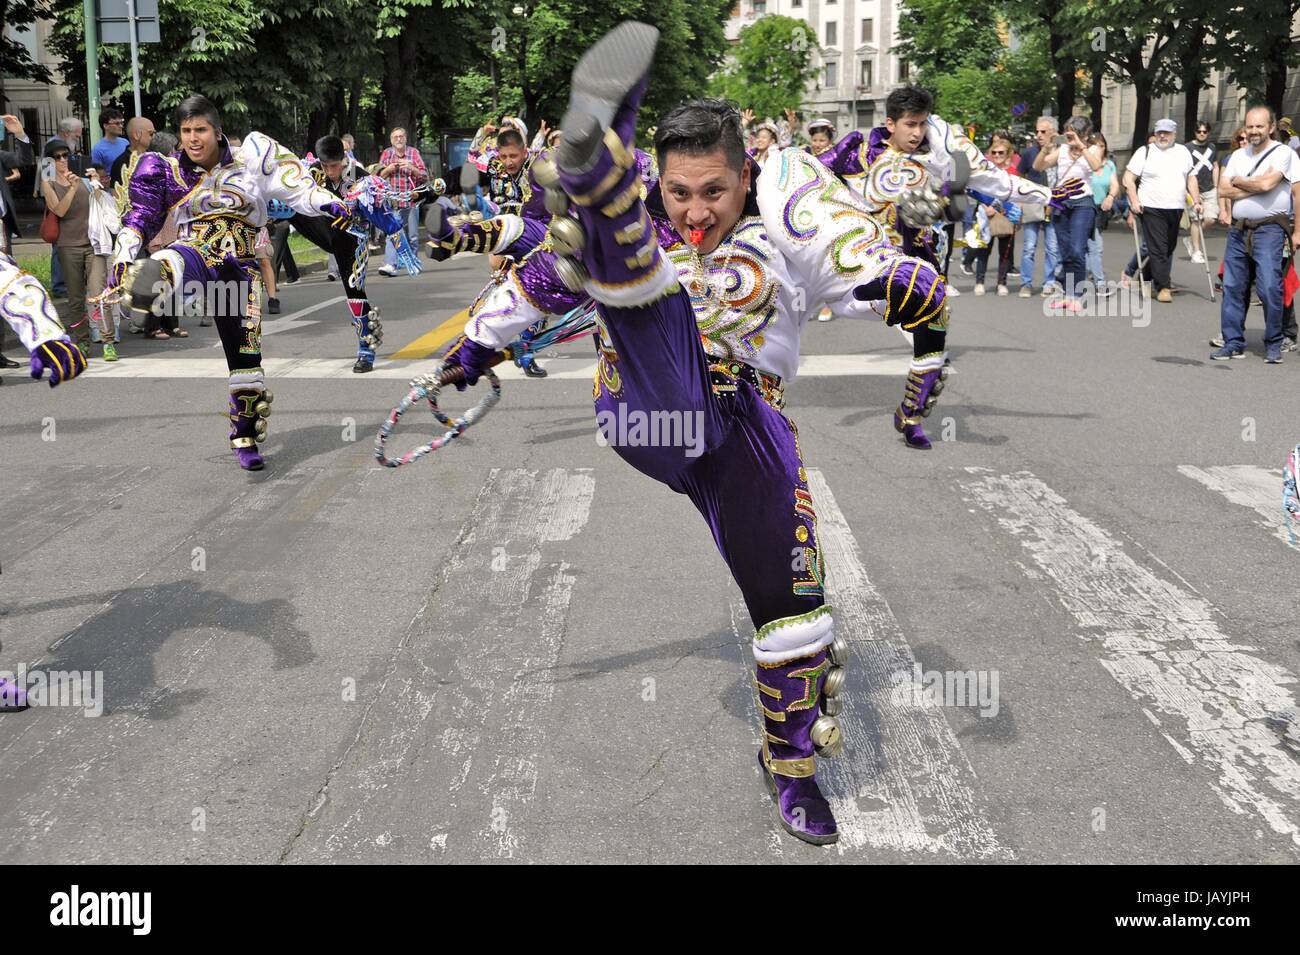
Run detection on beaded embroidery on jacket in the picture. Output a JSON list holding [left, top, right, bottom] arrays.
[[670, 216, 779, 366]]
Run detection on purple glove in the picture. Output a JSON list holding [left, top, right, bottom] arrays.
[[29, 337, 87, 388], [854, 257, 947, 329], [1049, 177, 1087, 212], [440, 335, 500, 392]]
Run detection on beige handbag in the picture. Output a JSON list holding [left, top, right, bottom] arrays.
[[988, 211, 1015, 237]]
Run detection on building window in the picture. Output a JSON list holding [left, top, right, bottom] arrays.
[[861, 18, 873, 43], [792, 0, 801, 5], [753, 0, 765, 13], [899, 59, 910, 81], [825, 62, 838, 89], [860, 59, 873, 89], [857, 104, 875, 129], [825, 21, 836, 45]]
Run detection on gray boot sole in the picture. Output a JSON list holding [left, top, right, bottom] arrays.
[[557, 21, 659, 175]]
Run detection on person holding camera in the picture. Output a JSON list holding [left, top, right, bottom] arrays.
[[1034, 116, 1106, 311]]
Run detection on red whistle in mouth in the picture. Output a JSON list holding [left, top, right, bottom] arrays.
[[688, 228, 705, 247]]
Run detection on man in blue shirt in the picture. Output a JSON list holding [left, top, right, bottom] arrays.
[[90, 109, 128, 172], [1015, 116, 1062, 296]]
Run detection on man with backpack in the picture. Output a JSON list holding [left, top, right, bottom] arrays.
[[1123, 118, 1199, 304]]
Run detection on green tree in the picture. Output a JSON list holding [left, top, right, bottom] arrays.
[[708, 15, 817, 120], [0, 0, 53, 85], [894, 0, 1005, 79], [930, 34, 1053, 140]]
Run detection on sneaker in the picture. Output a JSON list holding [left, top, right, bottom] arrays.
[[1183, 237, 1194, 258], [997, 284, 1009, 296], [280, 277, 301, 286], [1018, 285, 1032, 298], [1191, 251, 1206, 264], [1040, 284, 1059, 297], [267, 297, 281, 315], [326, 272, 339, 282], [102, 343, 118, 362], [377, 265, 400, 277], [1283, 337, 1298, 352], [1209, 334, 1225, 347], [1095, 283, 1115, 298], [959, 261, 973, 276], [1008, 266, 1020, 276], [946, 285, 962, 297], [1266, 343, 1283, 363], [1210, 346, 1245, 360], [1156, 288, 1173, 303], [816, 307, 834, 322], [974, 283, 986, 296]]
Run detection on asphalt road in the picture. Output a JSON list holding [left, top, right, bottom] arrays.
[[2, 227, 1298, 864]]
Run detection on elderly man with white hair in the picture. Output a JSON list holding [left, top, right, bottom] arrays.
[[1123, 117, 1199, 304]]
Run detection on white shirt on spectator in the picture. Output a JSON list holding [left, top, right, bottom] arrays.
[[1126, 142, 1194, 209], [1222, 142, 1300, 220]]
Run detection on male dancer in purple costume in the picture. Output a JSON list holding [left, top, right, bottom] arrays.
[[814, 86, 1087, 448], [100, 95, 351, 471], [0, 252, 86, 709], [438, 23, 950, 845]]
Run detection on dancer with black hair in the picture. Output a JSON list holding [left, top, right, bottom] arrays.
[[101, 95, 353, 471], [811, 86, 1087, 448], [292, 135, 391, 373], [435, 23, 960, 845]]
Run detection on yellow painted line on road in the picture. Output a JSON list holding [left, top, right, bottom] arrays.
[[389, 308, 469, 359]]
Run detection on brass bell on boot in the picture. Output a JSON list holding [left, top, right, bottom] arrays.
[[548, 217, 585, 257], [821, 696, 843, 717], [253, 420, 269, 442], [823, 665, 845, 698], [828, 635, 850, 666], [553, 256, 588, 293], [262, 390, 274, 405], [531, 158, 560, 188], [810, 715, 843, 756], [545, 189, 571, 217], [254, 400, 271, 417]]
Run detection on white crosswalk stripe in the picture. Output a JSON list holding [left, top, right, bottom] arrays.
[[963, 468, 1300, 850], [783, 470, 1009, 858], [78, 353, 915, 381], [1178, 464, 1294, 548]]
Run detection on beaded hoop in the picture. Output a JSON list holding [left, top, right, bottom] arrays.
[[374, 362, 502, 467]]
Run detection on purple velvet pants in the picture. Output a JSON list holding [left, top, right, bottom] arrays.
[[592, 289, 825, 631]]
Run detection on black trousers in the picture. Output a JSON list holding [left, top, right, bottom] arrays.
[[270, 221, 300, 284], [289, 214, 364, 301], [1139, 208, 1183, 292]]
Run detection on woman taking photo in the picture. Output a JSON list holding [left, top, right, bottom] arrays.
[[1034, 115, 1105, 312]]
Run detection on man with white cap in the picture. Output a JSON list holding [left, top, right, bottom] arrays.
[[1123, 117, 1198, 303]]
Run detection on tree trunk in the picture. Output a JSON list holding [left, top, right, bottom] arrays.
[[346, 79, 361, 138], [1048, 26, 1075, 119], [1088, 69, 1103, 130], [1131, 68, 1154, 153], [1266, 33, 1288, 116], [381, 32, 418, 135], [1182, 46, 1205, 136]]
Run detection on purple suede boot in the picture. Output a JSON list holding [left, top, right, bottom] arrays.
[[550, 23, 676, 302], [0, 675, 29, 711], [229, 388, 271, 470], [755, 647, 844, 846], [893, 365, 949, 450]]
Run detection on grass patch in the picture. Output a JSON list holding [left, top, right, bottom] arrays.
[[15, 249, 52, 288], [287, 232, 329, 267]]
